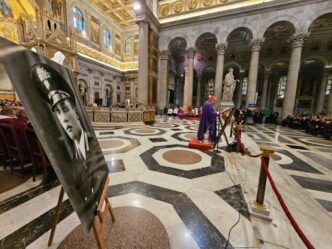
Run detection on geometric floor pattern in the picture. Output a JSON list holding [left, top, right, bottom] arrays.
[[246, 124, 332, 215], [0, 116, 256, 249]]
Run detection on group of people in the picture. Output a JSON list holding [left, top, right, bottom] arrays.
[[235, 108, 280, 125], [166, 106, 202, 118], [0, 99, 22, 114], [282, 114, 332, 140], [0, 106, 32, 162]]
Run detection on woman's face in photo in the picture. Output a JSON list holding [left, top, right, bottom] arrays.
[[54, 99, 82, 141]]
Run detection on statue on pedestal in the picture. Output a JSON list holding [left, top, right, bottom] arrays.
[[222, 68, 239, 102]]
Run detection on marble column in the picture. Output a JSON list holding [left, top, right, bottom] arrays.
[[316, 69, 330, 114], [196, 75, 202, 107], [281, 33, 308, 119], [214, 43, 227, 102], [236, 72, 245, 109], [137, 21, 149, 105], [260, 70, 271, 109], [246, 39, 264, 108], [183, 47, 195, 107], [159, 50, 170, 109]]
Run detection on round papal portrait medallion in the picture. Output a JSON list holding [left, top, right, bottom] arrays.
[[187, 0, 198, 10], [173, 1, 184, 13], [202, 0, 213, 7], [160, 4, 170, 16]]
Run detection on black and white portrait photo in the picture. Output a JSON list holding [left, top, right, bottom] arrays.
[[0, 37, 108, 233]]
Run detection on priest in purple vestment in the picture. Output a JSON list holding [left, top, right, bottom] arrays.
[[197, 95, 218, 143]]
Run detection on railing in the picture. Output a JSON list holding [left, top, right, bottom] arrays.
[[85, 108, 155, 124]]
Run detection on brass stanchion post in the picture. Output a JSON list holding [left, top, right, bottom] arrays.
[[235, 124, 243, 153], [249, 145, 275, 221]]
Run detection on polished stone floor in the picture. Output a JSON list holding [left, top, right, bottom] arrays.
[[0, 118, 332, 249], [245, 124, 332, 215]]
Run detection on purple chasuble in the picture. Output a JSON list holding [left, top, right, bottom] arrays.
[[197, 100, 217, 142]]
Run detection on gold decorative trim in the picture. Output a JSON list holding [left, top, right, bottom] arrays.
[[160, 4, 170, 17], [173, 1, 184, 14], [202, 0, 213, 7], [77, 43, 138, 70], [187, 0, 199, 10]]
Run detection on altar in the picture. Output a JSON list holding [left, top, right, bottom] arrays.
[[86, 107, 155, 125]]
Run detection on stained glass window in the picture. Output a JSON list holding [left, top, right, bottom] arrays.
[[325, 74, 332, 95], [277, 76, 287, 97], [125, 39, 132, 53], [242, 77, 248, 95], [103, 28, 112, 47], [72, 6, 84, 32]]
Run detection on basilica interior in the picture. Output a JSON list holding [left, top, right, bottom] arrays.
[[1, 0, 332, 249]]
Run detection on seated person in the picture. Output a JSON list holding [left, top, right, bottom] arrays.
[[173, 107, 178, 116], [194, 108, 199, 117], [177, 107, 185, 119], [197, 96, 218, 143]]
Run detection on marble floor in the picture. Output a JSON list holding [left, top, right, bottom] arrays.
[[245, 124, 332, 215], [0, 118, 331, 249]]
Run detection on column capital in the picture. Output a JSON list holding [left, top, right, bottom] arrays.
[[216, 43, 227, 55], [263, 70, 271, 79], [288, 33, 309, 48], [159, 50, 170, 60], [250, 39, 264, 52], [186, 47, 196, 59]]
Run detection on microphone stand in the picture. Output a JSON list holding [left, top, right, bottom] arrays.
[[213, 113, 221, 153]]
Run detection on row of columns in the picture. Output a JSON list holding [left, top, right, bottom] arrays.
[[156, 33, 332, 118]]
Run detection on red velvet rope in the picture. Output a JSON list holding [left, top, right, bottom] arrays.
[[261, 159, 315, 249], [236, 130, 261, 158], [236, 129, 315, 249]]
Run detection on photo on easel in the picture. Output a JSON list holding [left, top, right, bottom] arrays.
[[0, 37, 109, 233]]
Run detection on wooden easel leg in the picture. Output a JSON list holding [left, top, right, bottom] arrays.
[[48, 186, 65, 247], [108, 201, 115, 222], [92, 221, 105, 249]]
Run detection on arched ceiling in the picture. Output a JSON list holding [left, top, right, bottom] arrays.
[[309, 13, 332, 39], [227, 28, 252, 44], [195, 33, 217, 50], [264, 21, 295, 42], [169, 37, 187, 57]]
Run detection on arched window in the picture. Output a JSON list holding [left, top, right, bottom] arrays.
[[103, 28, 112, 47], [72, 6, 84, 32], [277, 76, 287, 97], [325, 74, 332, 95], [125, 38, 132, 53], [241, 77, 248, 95]]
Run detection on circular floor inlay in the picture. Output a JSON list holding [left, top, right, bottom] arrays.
[[271, 154, 282, 161], [135, 129, 156, 134], [184, 133, 196, 139], [99, 139, 124, 149], [162, 150, 202, 164], [58, 206, 170, 249]]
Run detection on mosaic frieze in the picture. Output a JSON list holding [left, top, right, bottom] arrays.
[[159, 0, 232, 18]]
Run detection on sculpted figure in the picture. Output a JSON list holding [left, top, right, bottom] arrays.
[[222, 68, 239, 102]]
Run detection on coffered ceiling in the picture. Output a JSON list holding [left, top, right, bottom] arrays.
[[90, 0, 136, 28]]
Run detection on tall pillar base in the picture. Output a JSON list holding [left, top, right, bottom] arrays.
[[248, 200, 272, 221]]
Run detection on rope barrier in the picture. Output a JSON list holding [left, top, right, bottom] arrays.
[[261, 159, 315, 249], [236, 129, 315, 249], [236, 130, 261, 158]]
